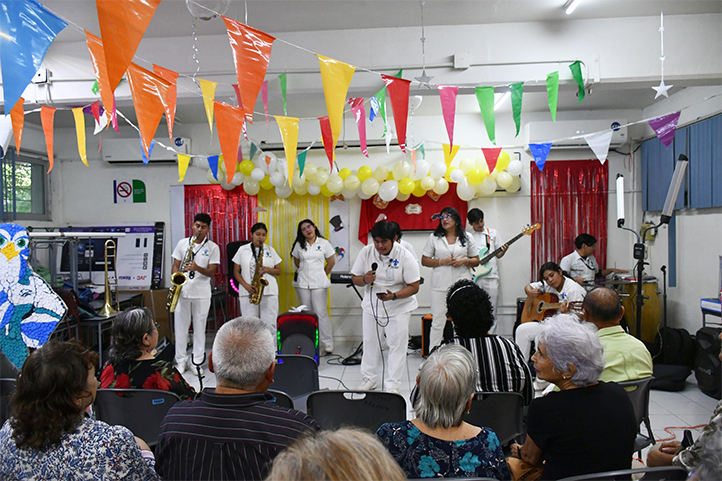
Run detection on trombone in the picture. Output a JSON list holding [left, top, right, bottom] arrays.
[[98, 239, 120, 317]]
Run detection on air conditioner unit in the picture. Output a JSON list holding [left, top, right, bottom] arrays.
[[102, 137, 191, 164], [524, 119, 627, 150]]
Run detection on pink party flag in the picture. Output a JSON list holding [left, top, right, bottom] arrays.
[[437, 85, 459, 151], [348, 98, 368, 157]]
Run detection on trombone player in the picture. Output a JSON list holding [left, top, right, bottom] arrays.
[[171, 213, 220, 375]]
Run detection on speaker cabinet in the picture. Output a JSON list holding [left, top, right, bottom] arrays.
[[421, 314, 454, 357], [277, 311, 319, 362]]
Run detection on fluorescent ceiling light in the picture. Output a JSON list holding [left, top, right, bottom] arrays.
[[494, 92, 511, 111], [563, 0, 582, 15]]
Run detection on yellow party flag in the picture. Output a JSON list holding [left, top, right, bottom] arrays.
[[274, 115, 299, 188], [316, 55, 355, 154], [71, 107, 88, 166], [199, 78, 218, 136], [443, 144, 460, 167], [177, 154, 191, 182]]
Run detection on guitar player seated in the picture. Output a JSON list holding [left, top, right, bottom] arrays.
[[515, 262, 586, 389]]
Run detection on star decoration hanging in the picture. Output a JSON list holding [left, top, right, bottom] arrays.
[[414, 1, 434, 90], [415, 69, 434, 89], [652, 12, 673, 99], [653, 80, 673, 99]]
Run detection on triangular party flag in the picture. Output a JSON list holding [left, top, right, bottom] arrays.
[[231, 84, 243, 109], [279, 73, 287, 116], [261, 81, 269, 126], [369, 96, 379, 122], [317, 55, 356, 155], [249, 142, 258, 162], [419, 143, 426, 160], [648, 111, 681, 148], [93, 110, 108, 135], [126, 63, 170, 158], [569, 61, 585, 103], [207, 155, 220, 180], [381, 75, 411, 152], [85, 32, 115, 124], [91, 80, 99, 95], [96, 0, 161, 92], [0, 0, 67, 113], [9, 98, 24, 155], [481, 147, 502, 173], [510, 82, 524, 137], [529, 143, 552, 171], [475, 86, 496, 145], [40, 106, 55, 173], [437, 85, 459, 151], [139, 133, 156, 164], [274, 116, 299, 187], [443, 144, 460, 168], [584, 130, 614, 164], [91, 100, 101, 124], [348, 98, 368, 157], [297, 150, 308, 178], [152, 64, 179, 139], [178, 154, 191, 182], [318, 116, 335, 168], [71, 107, 88, 166], [223, 17, 275, 123], [546, 71, 559, 122], [214, 101, 245, 184], [199, 78, 218, 137]]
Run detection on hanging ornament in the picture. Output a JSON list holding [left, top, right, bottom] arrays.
[[413, 0, 434, 89], [652, 12, 673, 99], [185, 0, 231, 20]]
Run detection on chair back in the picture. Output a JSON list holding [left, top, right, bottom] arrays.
[[94, 388, 181, 446], [1, 378, 17, 425], [306, 390, 407, 432], [462, 391, 524, 445], [559, 465, 688, 480], [616, 376, 655, 454], [268, 389, 294, 409], [269, 354, 319, 398]]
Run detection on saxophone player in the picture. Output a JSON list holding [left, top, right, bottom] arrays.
[[232, 223, 282, 336], [171, 213, 220, 375]]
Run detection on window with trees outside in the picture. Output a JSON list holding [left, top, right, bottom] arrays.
[[1, 149, 50, 221]]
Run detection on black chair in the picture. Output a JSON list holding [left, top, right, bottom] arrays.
[[560, 465, 688, 481], [1, 378, 17, 425], [269, 354, 319, 398], [94, 388, 182, 446], [268, 389, 294, 409], [617, 377, 655, 456], [306, 390, 407, 432], [462, 391, 525, 446]]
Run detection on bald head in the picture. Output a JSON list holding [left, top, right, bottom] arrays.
[[582, 287, 624, 328]]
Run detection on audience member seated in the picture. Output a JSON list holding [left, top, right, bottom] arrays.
[[155, 316, 319, 480], [446, 279, 533, 405], [377, 344, 511, 480], [267, 427, 406, 481], [647, 331, 722, 475], [509, 315, 636, 480], [582, 287, 653, 383], [0, 340, 160, 480], [100, 307, 196, 400]]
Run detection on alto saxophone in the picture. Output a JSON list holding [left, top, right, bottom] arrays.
[[167, 233, 199, 312], [249, 244, 269, 305]]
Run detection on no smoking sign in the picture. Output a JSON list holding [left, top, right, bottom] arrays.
[[113, 179, 147, 204]]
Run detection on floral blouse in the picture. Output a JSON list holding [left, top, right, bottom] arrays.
[[100, 358, 196, 400], [377, 420, 511, 479], [0, 417, 160, 480]]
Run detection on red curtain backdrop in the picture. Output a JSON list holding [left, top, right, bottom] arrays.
[[530, 160, 608, 280]]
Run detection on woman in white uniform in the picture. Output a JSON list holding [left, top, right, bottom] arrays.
[[232, 223, 282, 336], [291, 219, 336, 354], [421, 207, 479, 351]]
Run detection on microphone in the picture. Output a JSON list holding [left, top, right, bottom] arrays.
[[370, 262, 377, 288]]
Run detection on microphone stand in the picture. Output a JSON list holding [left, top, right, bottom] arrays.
[[192, 352, 206, 391]]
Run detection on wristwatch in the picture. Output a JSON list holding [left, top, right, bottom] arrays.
[[392, 293, 397, 300]]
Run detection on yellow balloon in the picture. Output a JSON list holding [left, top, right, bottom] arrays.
[[412, 180, 427, 197], [338, 168, 352, 180], [373, 166, 389, 182], [240, 160, 255, 176], [497, 171, 514, 189], [344, 175, 360, 191], [467, 168, 485, 185], [398, 177, 414, 195], [320, 184, 334, 197], [260, 176, 273, 190], [497, 151, 511, 171], [358, 165, 373, 181], [489, 169, 499, 180], [304, 163, 318, 177], [458, 158, 474, 174], [420, 176, 435, 191]]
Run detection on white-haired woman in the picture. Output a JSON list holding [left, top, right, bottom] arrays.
[[377, 344, 510, 480], [510, 314, 637, 480]]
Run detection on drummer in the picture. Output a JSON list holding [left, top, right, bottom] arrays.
[[559, 234, 628, 290]]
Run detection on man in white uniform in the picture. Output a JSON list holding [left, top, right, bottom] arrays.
[[351, 221, 420, 394], [559, 233, 627, 290], [171, 213, 220, 374]]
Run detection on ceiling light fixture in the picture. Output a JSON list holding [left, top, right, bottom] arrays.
[[563, 0, 582, 15], [494, 92, 511, 111]]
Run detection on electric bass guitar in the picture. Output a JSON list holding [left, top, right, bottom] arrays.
[[521, 293, 583, 324], [470, 223, 541, 282]]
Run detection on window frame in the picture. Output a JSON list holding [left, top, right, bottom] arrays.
[[1, 148, 51, 222]]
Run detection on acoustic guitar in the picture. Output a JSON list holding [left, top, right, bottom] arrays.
[[470, 223, 541, 282], [521, 293, 583, 324]]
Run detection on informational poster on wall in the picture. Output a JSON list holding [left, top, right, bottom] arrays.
[[59, 224, 164, 290], [328, 196, 350, 271]]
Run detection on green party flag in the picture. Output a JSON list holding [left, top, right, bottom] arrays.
[[475, 86, 496, 145], [510, 82, 524, 137], [297, 149, 308, 177], [91, 80, 99, 96], [569, 61, 585, 103], [546, 71, 559, 122], [419, 142, 425, 160], [249, 142, 258, 161], [374, 69, 401, 137], [279, 73, 287, 115]]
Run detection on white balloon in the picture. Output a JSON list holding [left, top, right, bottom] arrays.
[[342, 187, 358, 199], [458, 157, 474, 174], [307, 183, 321, 196], [326, 175, 344, 194], [505, 176, 521, 193], [497, 171, 514, 189], [378, 180, 399, 202], [479, 178, 497, 195], [304, 163, 318, 177], [206, 169, 220, 184], [457, 181, 476, 201], [220, 179, 235, 191], [449, 168, 465, 184], [313, 170, 329, 187], [433, 178, 449, 195], [259, 152, 277, 174], [275, 184, 293, 198], [361, 178, 380, 196], [411, 159, 430, 181], [294, 182, 309, 195], [429, 161, 446, 179], [243, 180, 260, 195], [250, 167, 265, 182], [293, 169, 307, 186], [488, 169, 499, 180], [507, 160, 523, 176], [231, 172, 244, 186], [344, 174, 360, 191], [420, 176, 435, 191], [270, 172, 285, 187], [357, 189, 373, 200], [392, 161, 411, 181]]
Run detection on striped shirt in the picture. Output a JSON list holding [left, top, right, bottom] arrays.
[[452, 336, 533, 405], [155, 389, 320, 480]]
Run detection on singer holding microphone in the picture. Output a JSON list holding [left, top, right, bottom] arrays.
[[351, 221, 420, 394]]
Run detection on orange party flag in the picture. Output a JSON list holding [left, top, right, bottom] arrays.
[[96, 0, 161, 93], [317, 55, 355, 153], [214, 101, 245, 184], [85, 31, 115, 124], [126, 63, 170, 158], [71, 107, 88, 166], [40, 106, 56, 173], [153, 65, 178, 140], [223, 17, 275, 124], [199, 79, 217, 137], [9, 97, 25, 155], [274, 116, 299, 188]]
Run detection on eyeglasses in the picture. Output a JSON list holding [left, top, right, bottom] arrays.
[[440, 214, 453, 220]]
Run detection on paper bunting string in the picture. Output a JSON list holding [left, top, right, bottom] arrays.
[[475, 86, 496, 145], [40, 106, 55, 173], [139, 133, 156, 164], [214, 101, 245, 184], [318, 116, 335, 168], [569, 61, 585, 103], [510, 82, 524, 137], [207, 155, 219, 180], [274, 116, 299, 187], [152, 64, 179, 139], [71, 108, 88, 166], [529, 143, 552, 171], [223, 17, 275, 123], [438, 85, 459, 151], [199, 78, 217, 137], [481, 147, 502, 173], [648, 111, 681, 148], [317, 55, 356, 157], [279, 73, 288, 116], [9, 98, 25, 155], [126, 63, 170, 158], [381, 75, 411, 153], [348, 98, 368, 157], [261, 81, 269, 126], [584, 130, 614, 164], [546, 71, 559, 122], [443, 144, 460, 167], [0, 0, 67, 113], [297, 150, 308, 178], [178, 154, 191, 182], [85, 31, 115, 124]]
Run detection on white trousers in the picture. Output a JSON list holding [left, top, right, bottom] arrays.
[[239, 295, 279, 339], [476, 276, 499, 333], [296, 287, 333, 348], [361, 309, 410, 391], [429, 289, 448, 351], [174, 296, 211, 367], [514, 321, 541, 361]]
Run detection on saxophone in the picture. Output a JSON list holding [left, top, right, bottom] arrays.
[[167, 233, 199, 312], [249, 244, 269, 305]]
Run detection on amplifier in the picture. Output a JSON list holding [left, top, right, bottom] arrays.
[[277, 311, 319, 362]]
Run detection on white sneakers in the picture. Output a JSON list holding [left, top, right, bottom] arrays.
[[176, 363, 187, 375], [356, 378, 378, 391]]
